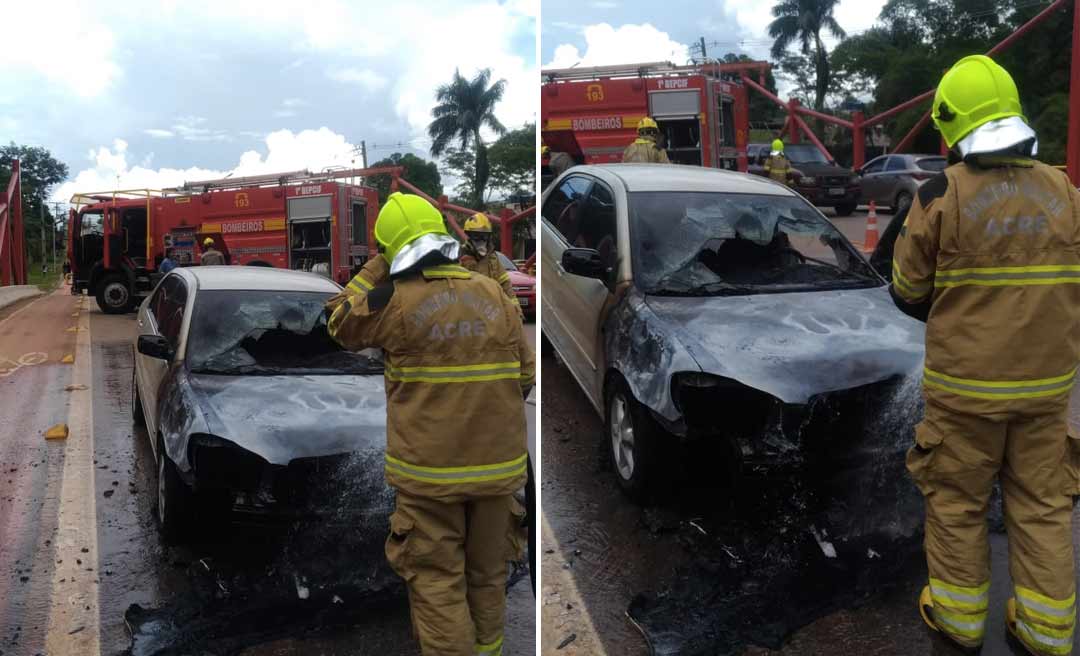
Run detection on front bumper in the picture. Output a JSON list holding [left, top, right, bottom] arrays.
[[796, 184, 861, 206]]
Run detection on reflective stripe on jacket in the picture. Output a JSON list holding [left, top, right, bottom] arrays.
[[622, 138, 670, 164], [326, 260, 535, 499], [764, 155, 791, 183], [892, 159, 1080, 414]]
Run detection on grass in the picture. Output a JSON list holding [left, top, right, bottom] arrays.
[[26, 260, 63, 293]]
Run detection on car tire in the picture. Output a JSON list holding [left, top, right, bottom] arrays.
[[895, 191, 913, 214], [131, 362, 145, 427], [540, 331, 554, 357], [833, 203, 857, 217], [605, 379, 658, 502], [156, 436, 191, 544], [96, 274, 133, 314]]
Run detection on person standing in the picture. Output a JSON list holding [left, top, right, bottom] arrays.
[[460, 212, 516, 303], [622, 117, 670, 163], [891, 54, 1080, 655], [763, 139, 792, 185], [326, 192, 533, 656], [159, 248, 177, 274], [200, 237, 225, 266]]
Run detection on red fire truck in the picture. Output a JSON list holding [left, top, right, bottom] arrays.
[[69, 169, 389, 313], [540, 60, 768, 173]]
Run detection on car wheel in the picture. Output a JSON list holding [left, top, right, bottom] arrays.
[[833, 203, 857, 217], [96, 274, 133, 314], [605, 380, 657, 501], [156, 436, 191, 544], [895, 191, 913, 214], [131, 363, 145, 427]]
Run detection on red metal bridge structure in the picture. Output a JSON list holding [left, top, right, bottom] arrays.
[[0, 159, 26, 286], [740, 0, 1080, 185]]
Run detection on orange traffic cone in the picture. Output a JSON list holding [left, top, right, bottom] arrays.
[[862, 202, 879, 253]]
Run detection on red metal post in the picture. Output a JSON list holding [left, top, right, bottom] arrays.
[[791, 113, 834, 161], [852, 110, 866, 169], [892, 111, 934, 155], [500, 207, 513, 256], [0, 204, 9, 287], [788, 100, 802, 144], [1068, 0, 1080, 185], [793, 105, 854, 130], [10, 160, 25, 285]]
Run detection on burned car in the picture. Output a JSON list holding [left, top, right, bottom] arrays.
[[540, 164, 925, 498], [132, 267, 386, 542]]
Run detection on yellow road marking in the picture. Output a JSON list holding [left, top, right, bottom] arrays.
[[44, 424, 69, 440], [61, 354, 74, 364]]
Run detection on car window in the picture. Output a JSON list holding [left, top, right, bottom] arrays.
[[916, 157, 947, 172], [577, 182, 618, 271], [885, 156, 907, 172], [628, 191, 879, 295], [147, 277, 169, 322], [156, 276, 187, 349], [862, 158, 886, 174], [496, 251, 518, 271], [784, 144, 828, 164], [186, 290, 382, 375], [542, 175, 593, 245]]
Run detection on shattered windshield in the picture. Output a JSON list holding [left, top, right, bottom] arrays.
[[629, 191, 880, 296], [187, 290, 383, 376]]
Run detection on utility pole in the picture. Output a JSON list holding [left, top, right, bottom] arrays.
[[699, 37, 707, 61], [360, 140, 368, 168], [39, 199, 45, 274]]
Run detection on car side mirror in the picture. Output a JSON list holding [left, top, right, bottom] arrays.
[[138, 334, 173, 361], [561, 248, 608, 281]]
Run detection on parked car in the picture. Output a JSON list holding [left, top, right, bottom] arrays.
[[540, 164, 925, 499], [132, 266, 386, 542], [496, 251, 536, 321], [747, 143, 862, 216], [857, 153, 947, 213]]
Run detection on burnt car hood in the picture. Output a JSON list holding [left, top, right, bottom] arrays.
[[187, 373, 387, 465], [644, 286, 925, 404]]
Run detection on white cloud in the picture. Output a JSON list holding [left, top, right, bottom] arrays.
[[591, 0, 618, 8], [273, 110, 297, 118], [1, 0, 122, 98], [282, 98, 309, 108], [171, 116, 230, 142], [544, 23, 690, 69], [54, 128, 362, 203], [144, 129, 174, 138], [328, 68, 389, 92]]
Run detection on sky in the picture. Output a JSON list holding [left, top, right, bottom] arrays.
[[0, 0, 537, 203], [541, 0, 886, 82]]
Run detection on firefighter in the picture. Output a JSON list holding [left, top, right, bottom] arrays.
[[622, 117, 670, 164], [460, 212, 516, 303], [763, 139, 791, 185], [891, 54, 1080, 655], [325, 192, 533, 656], [200, 237, 225, 266], [546, 146, 575, 177]]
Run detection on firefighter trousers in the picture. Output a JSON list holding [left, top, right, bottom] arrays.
[[385, 491, 527, 656], [908, 400, 1077, 654]]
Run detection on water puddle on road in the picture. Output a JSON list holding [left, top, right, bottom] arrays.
[[626, 374, 932, 655]]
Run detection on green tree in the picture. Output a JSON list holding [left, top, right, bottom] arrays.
[[428, 68, 507, 208], [768, 0, 847, 113], [368, 152, 443, 203], [720, 53, 783, 127], [488, 123, 536, 199], [440, 147, 478, 207], [0, 143, 69, 262]]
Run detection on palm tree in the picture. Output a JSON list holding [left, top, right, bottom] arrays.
[[768, 0, 846, 113], [428, 69, 507, 208]]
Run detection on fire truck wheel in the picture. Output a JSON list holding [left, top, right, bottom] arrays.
[[96, 274, 134, 314]]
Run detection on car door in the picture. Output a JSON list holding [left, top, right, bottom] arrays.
[[881, 155, 910, 205], [859, 156, 888, 203], [140, 276, 188, 437], [136, 279, 169, 437]]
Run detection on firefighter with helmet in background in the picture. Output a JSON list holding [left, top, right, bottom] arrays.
[[325, 192, 533, 656], [622, 117, 670, 163], [200, 237, 225, 265], [764, 138, 792, 185], [890, 54, 1080, 655], [460, 212, 516, 303]]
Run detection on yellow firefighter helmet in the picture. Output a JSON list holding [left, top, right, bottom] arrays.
[[374, 192, 448, 264], [463, 212, 493, 233]]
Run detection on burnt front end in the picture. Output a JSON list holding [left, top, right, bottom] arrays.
[[668, 373, 914, 474], [187, 434, 364, 520]]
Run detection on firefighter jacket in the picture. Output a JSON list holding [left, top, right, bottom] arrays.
[[764, 154, 791, 184], [550, 151, 575, 177], [462, 251, 515, 301], [200, 248, 225, 266], [622, 138, 670, 164], [326, 260, 535, 499], [892, 157, 1080, 416]]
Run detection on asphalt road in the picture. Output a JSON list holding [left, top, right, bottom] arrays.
[[0, 287, 536, 655], [537, 218, 1080, 656]]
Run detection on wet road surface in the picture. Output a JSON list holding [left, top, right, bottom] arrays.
[[1, 288, 536, 655], [539, 331, 1080, 656]]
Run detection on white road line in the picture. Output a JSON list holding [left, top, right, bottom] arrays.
[[0, 290, 48, 328], [46, 295, 100, 654]]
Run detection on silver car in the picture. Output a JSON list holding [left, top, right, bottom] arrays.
[[857, 153, 947, 212], [541, 164, 925, 499], [132, 266, 386, 542]]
